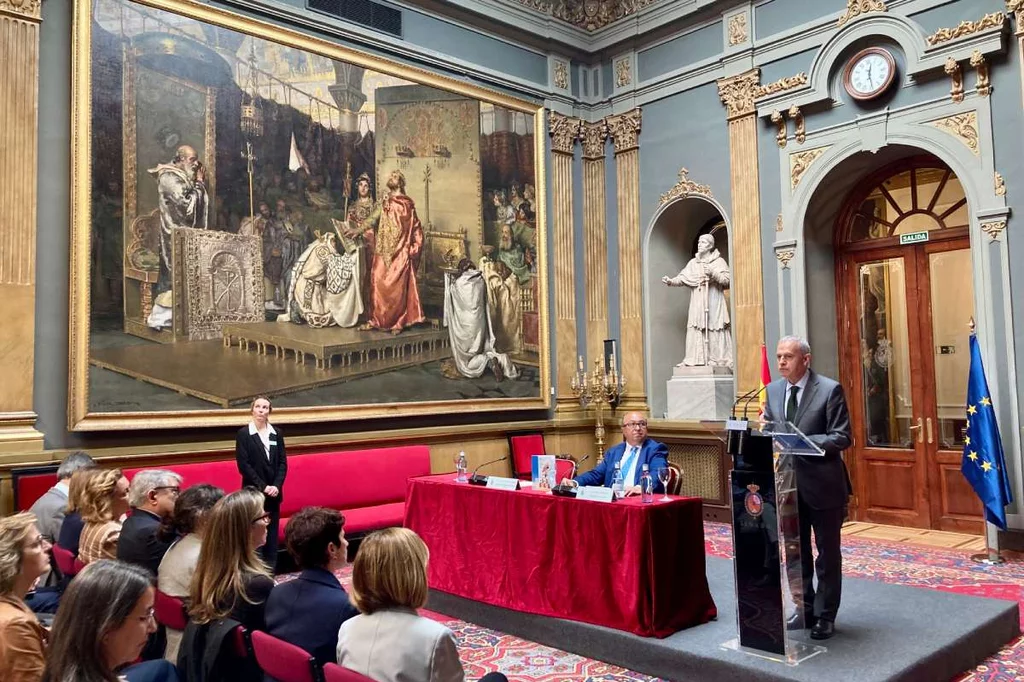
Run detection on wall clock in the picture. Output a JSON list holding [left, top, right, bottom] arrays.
[[843, 47, 897, 101]]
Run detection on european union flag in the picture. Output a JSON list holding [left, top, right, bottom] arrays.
[[962, 333, 1013, 530]]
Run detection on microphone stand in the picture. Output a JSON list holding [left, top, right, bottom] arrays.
[[468, 456, 507, 486], [552, 454, 591, 497]]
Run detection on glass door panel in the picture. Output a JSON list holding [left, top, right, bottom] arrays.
[[928, 249, 975, 449], [856, 258, 914, 448]]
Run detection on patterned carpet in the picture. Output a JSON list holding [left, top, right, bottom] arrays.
[[315, 523, 1024, 681]]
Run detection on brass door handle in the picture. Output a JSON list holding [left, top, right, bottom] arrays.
[[926, 417, 933, 444], [909, 417, 923, 443]]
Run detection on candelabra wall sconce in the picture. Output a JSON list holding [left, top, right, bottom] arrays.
[[571, 339, 626, 454]]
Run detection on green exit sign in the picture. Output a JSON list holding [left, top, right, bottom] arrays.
[[899, 231, 930, 245]]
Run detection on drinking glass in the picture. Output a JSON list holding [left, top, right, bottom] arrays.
[[657, 466, 673, 502]]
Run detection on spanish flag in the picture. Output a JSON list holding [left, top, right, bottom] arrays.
[[758, 343, 772, 417]]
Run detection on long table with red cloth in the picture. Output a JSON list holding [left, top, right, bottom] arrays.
[[404, 474, 717, 638]]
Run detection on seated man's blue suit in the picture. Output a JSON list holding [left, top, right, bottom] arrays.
[[265, 567, 359, 666], [574, 438, 669, 492]]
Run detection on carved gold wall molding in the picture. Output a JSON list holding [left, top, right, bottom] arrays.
[[926, 12, 1005, 46], [788, 105, 806, 144], [776, 214, 784, 232], [553, 60, 569, 90], [717, 68, 765, 395], [547, 111, 583, 413], [771, 110, 787, 148], [837, 0, 887, 28], [945, 58, 964, 103], [659, 167, 713, 205], [607, 108, 647, 410], [981, 220, 1008, 241], [717, 70, 761, 121], [511, 0, 657, 32], [580, 119, 610, 365], [970, 50, 992, 96], [995, 171, 1006, 196], [614, 58, 632, 88], [790, 147, 828, 190], [728, 14, 748, 46], [776, 250, 796, 269], [926, 111, 980, 155], [1009, 0, 1024, 28], [0, 0, 43, 450], [754, 73, 808, 99]]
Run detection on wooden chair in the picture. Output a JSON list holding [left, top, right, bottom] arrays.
[[507, 431, 546, 480], [251, 630, 321, 682], [666, 463, 683, 495], [322, 663, 377, 682]]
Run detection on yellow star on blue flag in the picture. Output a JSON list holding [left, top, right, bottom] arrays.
[[961, 333, 1013, 530]]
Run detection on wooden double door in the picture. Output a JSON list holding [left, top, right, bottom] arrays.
[[836, 159, 982, 532]]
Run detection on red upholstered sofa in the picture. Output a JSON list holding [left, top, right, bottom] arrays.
[[14, 445, 431, 541]]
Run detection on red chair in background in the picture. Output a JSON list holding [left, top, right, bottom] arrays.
[[232, 625, 253, 659], [72, 557, 86, 574], [51, 545, 77, 578], [507, 431, 546, 480], [251, 630, 320, 682], [322, 663, 377, 682], [154, 589, 188, 630]]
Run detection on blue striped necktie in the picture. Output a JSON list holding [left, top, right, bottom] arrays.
[[621, 446, 639, 486]]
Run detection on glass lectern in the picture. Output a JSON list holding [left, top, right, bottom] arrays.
[[702, 419, 827, 665]]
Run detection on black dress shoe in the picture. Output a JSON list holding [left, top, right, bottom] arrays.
[[786, 612, 814, 630], [810, 619, 835, 640]]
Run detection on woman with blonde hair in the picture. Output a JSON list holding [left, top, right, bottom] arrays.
[[188, 487, 274, 631], [78, 469, 130, 565], [57, 467, 101, 556], [336, 527, 507, 682], [0, 512, 51, 682]]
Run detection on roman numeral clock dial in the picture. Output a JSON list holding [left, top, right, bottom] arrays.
[[843, 47, 897, 101]]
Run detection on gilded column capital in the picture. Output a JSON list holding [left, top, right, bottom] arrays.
[[0, 0, 41, 20], [579, 120, 609, 160], [548, 111, 581, 155], [717, 70, 761, 120], [1006, 0, 1023, 29], [981, 220, 1007, 241], [606, 108, 642, 154]]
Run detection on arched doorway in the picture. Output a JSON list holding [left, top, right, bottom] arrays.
[[835, 155, 982, 532]]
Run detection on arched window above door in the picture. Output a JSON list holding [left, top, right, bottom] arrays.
[[842, 161, 968, 246]]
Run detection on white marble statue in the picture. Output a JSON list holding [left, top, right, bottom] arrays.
[[661, 233, 733, 369]]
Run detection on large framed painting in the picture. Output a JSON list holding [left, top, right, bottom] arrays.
[[69, 0, 549, 429]]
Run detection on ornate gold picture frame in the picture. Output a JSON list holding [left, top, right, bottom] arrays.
[[70, 0, 549, 430]]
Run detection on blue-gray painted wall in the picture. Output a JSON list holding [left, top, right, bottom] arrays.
[[637, 21, 723, 82]]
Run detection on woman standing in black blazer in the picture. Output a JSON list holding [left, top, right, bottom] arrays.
[[235, 396, 287, 568]]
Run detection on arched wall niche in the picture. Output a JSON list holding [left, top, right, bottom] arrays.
[[644, 195, 732, 420]]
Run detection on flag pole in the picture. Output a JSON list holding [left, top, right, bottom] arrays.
[[971, 522, 1005, 565]]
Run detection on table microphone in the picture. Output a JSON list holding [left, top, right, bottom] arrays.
[[468, 457, 507, 485], [552, 454, 591, 497]]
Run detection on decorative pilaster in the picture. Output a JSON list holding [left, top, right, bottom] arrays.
[[580, 119, 609, 366], [548, 111, 582, 413], [606, 108, 646, 411], [0, 0, 44, 451], [717, 70, 765, 396]]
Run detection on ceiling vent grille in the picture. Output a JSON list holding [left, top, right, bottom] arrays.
[[308, 0, 402, 38]]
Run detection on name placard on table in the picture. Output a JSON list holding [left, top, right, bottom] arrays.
[[485, 476, 521, 491], [577, 486, 616, 503]]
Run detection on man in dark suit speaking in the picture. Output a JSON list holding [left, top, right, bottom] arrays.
[[762, 336, 851, 641], [564, 412, 669, 496]]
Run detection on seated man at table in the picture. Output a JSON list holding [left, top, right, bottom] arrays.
[[563, 412, 669, 496]]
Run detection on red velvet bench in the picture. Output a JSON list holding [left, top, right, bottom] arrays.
[[13, 445, 431, 541]]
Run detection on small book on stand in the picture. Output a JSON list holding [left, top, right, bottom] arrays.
[[532, 455, 556, 491], [330, 218, 360, 255]]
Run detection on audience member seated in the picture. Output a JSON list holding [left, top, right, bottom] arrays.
[[79, 469, 130, 565], [29, 451, 96, 543], [564, 411, 668, 496], [0, 512, 51, 682], [157, 484, 224, 663], [43, 560, 178, 682], [56, 468, 101, 557], [266, 507, 358, 666], [188, 488, 275, 632], [337, 528, 507, 682], [119, 470, 182, 576]]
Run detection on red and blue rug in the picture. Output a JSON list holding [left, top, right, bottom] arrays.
[[311, 523, 1024, 681]]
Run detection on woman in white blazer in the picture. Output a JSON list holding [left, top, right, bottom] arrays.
[[336, 528, 506, 682]]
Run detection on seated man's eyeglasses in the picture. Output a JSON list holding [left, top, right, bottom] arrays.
[[625, 421, 648, 429]]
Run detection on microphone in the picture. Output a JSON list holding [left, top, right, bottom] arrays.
[[569, 453, 590, 480], [552, 454, 592, 497], [732, 384, 763, 419], [739, 385, 768, 420], [468, 456, 507, 486]]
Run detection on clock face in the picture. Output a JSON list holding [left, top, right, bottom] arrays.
[[845, 49, 895, 100]]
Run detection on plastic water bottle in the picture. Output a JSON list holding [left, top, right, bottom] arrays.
[[611, 462, 624, 499], [456, 451, 468, 483], [640, 464, 654, 504]]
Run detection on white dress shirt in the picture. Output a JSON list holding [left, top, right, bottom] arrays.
[[248, 421, 277, 460], [786, 372, 811, 410]]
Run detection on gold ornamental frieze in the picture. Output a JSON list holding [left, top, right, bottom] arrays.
[[553, 61, 569, 90], [728, 14, 748, 46], [926, 12, 1005, 46], [755, 73, 808, 100], [615, 58, 632, 88], [926, 112, 980, 156], [837, 0, 887, 28], [659, 168, 714, 205], [790, 147, 829, 190], [1008, 0, 1023, 29]]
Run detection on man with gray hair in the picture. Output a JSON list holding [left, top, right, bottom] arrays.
[[117, 469, 182, 576], [762, 335, 851, 641], [29, 451, 96, 541]]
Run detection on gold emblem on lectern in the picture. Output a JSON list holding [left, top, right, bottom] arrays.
[[744, 483, 764, 518]]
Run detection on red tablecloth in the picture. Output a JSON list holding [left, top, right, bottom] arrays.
[[404, 475, 717, 638]]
